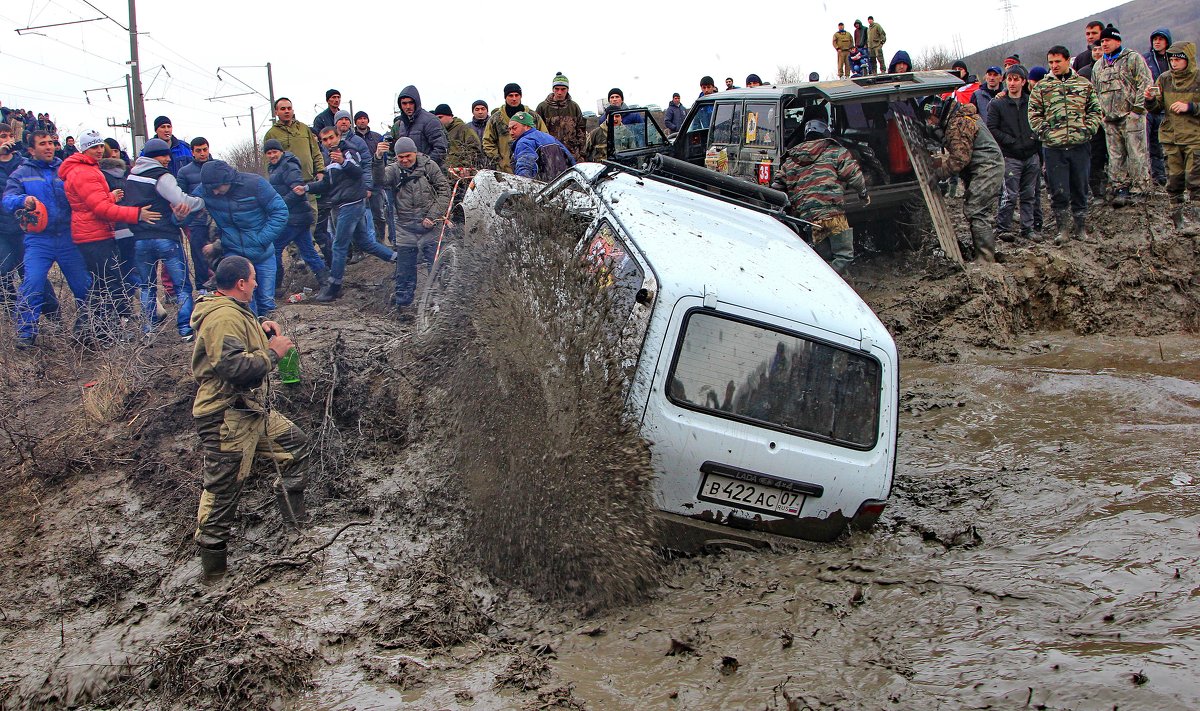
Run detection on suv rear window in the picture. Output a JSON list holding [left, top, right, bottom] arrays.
[[667, 311, 882, 449]]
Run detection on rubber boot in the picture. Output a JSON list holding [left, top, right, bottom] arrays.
[[277, 490, 307, 528], [313, 281, 342, 303], [198, 543, 227, 580], [1073, 214, 1090, 242], [1053, 210, 1071, 246], [1170, 205, 1185, 230], [973, 233, 997, 263], [314, 268, 330, 287]]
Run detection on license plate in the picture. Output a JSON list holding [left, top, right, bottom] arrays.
[[698, 473, 805, 518]]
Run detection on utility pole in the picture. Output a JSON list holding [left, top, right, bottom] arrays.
[[250, 106, 259, 160], [128, 0, 147, 150], [266, 62, 275, 110]]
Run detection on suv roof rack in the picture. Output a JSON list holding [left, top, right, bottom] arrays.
[[597, 155, 815, 230]]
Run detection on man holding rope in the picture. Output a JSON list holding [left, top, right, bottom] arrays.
[[373, 137, 450, 317]]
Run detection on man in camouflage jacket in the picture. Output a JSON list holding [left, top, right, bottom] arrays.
[[1092, 24, 1154, 204], [926, 99, 1004, 262], [1029, 45, 1103, 242], [866, 17, 887, 76], [535, 74, 588, 163], [770, 119, 867, 275]]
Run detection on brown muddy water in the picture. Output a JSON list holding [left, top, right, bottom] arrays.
[[290, 333, 1200, 710]]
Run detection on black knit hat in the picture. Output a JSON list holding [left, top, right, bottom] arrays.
[[608, 87, 624, 100], [353, 111, 368, 121], [262, 138, 283, 153], [1100, 24, 1121, 42], [153, 115, 171, 130], [471, 99, 488, 110], [326, 88, 340, 101], [432, 104, 453, 117], [503, 83, 522, 96]]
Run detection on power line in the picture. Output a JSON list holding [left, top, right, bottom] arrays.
[[0, 47, 111, 84]]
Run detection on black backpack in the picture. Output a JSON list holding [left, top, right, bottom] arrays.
[[536, 142, 572, 181]]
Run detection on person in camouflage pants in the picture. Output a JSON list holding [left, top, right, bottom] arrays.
[[190, 256, 309, 579], [771, 119, 868, 275], [1092, 24, 1154, 205], [1029, 46, 1104, 243], [925, 99, 1004, 262]]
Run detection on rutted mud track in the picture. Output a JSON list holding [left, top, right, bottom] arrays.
[[0, 198, 1197, 709]]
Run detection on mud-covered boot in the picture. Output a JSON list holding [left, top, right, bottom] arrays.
[[1073, 215, 1091, 242], [313, 281, 342, 303], [1170, 205, 1185, 230], [198, 543, 227, 580], [1053, 210, 1071, 246], [972, 226, 997, 263], [313, 268, 330, 287], [277, 490, 307, 528]]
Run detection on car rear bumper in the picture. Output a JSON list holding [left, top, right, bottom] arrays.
[[654, 499, 886, 551]]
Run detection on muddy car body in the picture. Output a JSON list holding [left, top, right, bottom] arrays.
[[455, 162, 899, 544]]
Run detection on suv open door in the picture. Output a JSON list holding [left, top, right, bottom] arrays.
[[606, 109, 671, 167]]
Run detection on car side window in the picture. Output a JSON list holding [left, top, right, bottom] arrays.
[[710, 102, 742, 146], [744, 103, 778, 147]]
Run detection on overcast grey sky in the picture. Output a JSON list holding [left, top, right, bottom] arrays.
[[1, 0, 1118, 159]]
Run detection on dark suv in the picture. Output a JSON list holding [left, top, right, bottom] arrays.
[[610, 72, 962, 229]]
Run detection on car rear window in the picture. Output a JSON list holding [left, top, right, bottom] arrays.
[[667, 311, 882, 449]]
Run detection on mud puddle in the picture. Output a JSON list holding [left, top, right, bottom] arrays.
[[511, 334, 1200, 710]]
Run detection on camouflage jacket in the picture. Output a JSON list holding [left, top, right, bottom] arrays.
[[934, 103, 1003, 181], [535, 94, 588, 162], [1028, 69, 1103, 148], [770, 138, 866, 224], [1092, 46, 1153, 121], [444, 116, 484, 170], [1147, 42, 1200, 146]]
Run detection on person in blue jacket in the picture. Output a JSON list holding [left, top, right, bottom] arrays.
[[0, 122, 59, 323], [1, 130, 90, 347], [508, 112, 576, 180], [264, 139, 328, 291], [1144, 28, 1173, 185], [191, 160, 288, 316], [147, 116, 193, 177]]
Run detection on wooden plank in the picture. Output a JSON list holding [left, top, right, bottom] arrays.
[[896, 113, 963, 265]]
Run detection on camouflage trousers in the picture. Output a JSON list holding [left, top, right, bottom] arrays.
[[1164, 144, 1200, 203], [194, 408, 308, 548], [963, 166, 1003, 252], [1103, 114, 1150, 193]]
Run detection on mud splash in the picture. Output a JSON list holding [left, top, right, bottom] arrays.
[[433, 203, 661, 610]]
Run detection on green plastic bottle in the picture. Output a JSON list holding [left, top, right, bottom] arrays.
[[278, 347, 301, 384]]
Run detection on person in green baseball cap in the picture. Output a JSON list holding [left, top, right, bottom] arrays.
[[507, 112, 575, 180]]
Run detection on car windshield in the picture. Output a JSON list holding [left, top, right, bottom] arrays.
[[667, 312, 882, 449]]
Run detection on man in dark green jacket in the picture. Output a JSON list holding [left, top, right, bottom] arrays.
[[190, 255, 308, 579]]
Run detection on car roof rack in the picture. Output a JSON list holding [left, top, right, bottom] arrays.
[[597, 155, 816, 230]]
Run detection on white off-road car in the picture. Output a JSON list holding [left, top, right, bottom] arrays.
[[434, 159, 899, 545]]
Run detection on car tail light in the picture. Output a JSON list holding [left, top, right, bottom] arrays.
[[851, 499, 887, 531]]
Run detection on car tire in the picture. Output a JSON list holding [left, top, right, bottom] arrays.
[[417, 243, 460, 338]]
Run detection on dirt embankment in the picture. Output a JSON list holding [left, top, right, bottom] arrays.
[[0, 195, 1195, 709], [855, 196, 1200, 361]]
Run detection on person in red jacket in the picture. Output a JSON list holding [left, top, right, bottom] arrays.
[[59, 129, 160, 343]]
